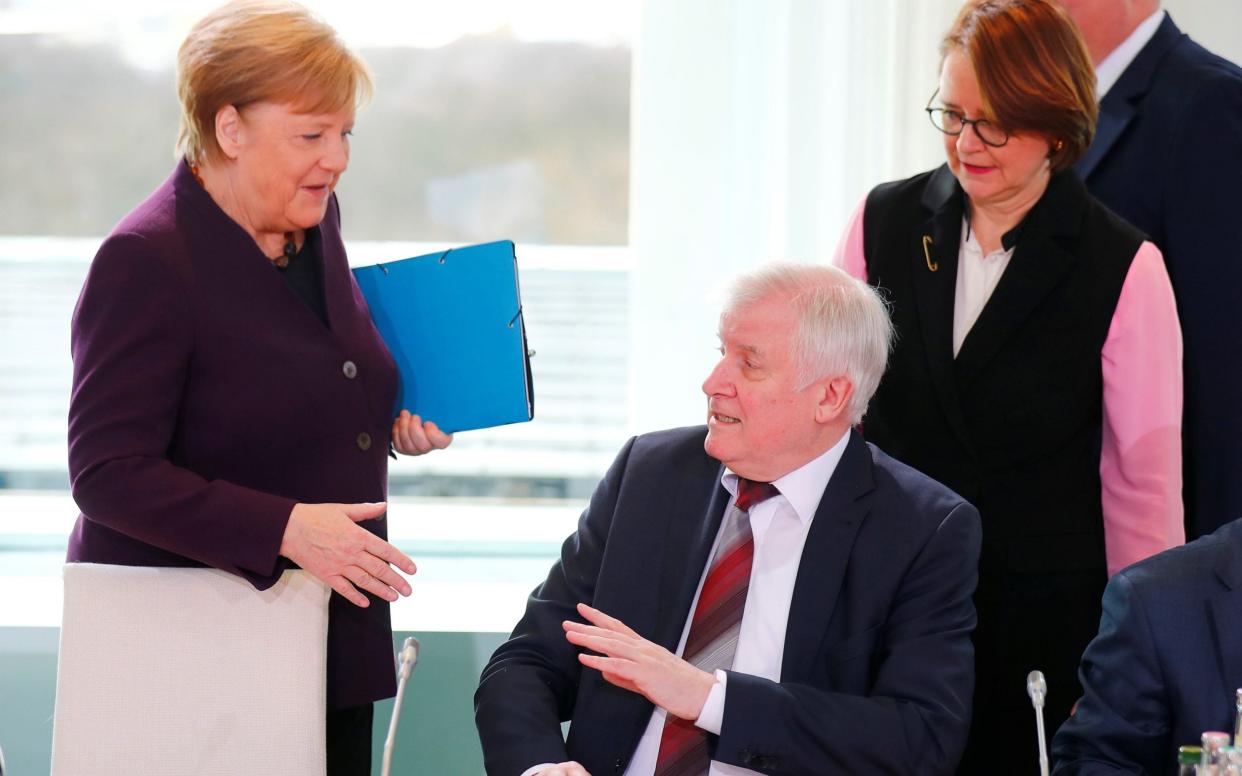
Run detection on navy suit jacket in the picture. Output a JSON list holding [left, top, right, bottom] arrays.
[[67, 161, 400, 709], [1051, 519, 1242, 775], [1074, 14, 1242, 539], [475, 427, 981, 775]]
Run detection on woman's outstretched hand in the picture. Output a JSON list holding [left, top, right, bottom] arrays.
[[279, 501, 416, 607]]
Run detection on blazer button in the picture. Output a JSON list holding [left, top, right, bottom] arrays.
[[356, 432, 372, 451], [342, 360, 358, 379]]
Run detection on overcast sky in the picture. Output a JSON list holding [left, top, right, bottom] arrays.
[[0, 1, 637, 68]]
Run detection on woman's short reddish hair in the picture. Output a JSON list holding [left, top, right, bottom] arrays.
[[942, 0, 1097, 171]]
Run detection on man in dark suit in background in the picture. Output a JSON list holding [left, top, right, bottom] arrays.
[[1061, 0, 1242, 539], [1051, 516, 1242, 775], [475, 264, 982, 775]]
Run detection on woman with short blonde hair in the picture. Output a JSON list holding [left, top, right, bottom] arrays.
[[67, 3, 448, 772], [176, 0, 373, 163]]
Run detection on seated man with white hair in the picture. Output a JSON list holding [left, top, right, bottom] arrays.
[[475, 263, 983, 775]]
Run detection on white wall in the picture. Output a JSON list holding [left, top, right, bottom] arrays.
[[628, 0, 960, 433], [1163, 0, 1242, 66]]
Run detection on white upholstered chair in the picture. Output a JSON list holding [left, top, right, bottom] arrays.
[[51, 563, 330, 775]]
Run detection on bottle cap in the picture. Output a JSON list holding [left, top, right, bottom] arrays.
[[1203, 731, 1231, 750], [1178, 745, 1202, 764]]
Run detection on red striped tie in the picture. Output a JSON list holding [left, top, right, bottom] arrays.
[[653, 478, 779, 776]]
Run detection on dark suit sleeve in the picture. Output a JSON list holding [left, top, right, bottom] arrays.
[[1050, 572, 1170, 775], [475, 436, 637, 775], [1163, 74, 1242, 533], [68, 232, 295, 583], [714, 501, 981, 775]]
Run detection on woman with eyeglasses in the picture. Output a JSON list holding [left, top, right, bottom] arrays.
[[833, 0, 1183, 772]]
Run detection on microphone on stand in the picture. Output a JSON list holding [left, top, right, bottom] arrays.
[[1027, 670, 1050, 776], [381, 636, 421, 776]]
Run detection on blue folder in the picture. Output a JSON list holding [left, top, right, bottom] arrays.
[[352, 241, 534, 434]]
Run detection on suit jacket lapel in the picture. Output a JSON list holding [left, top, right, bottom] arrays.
[[1209, 535, 1242, 700], [1075, 97, 1133, 181], [781, 431, 873, 680], [655, 460, 732, 651], [910, 167, 976, 455], [1076, 15, 1184, 180], [953, 171, 1084, 388]]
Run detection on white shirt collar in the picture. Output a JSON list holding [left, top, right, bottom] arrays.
[[721, 430, 851, 526], [1095, 9, 1166, 98], [961, 218, 1014, 261]]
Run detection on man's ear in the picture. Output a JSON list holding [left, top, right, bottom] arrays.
[[814, 375, 854, 425], [215, 105, 242, 160]]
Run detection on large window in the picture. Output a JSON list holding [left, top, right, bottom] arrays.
[[0, 0, 636, 498]]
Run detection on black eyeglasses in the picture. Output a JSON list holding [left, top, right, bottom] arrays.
[[925, 89, 1009, 147]]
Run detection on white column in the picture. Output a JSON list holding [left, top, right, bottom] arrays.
[[628, 0, 958, 434], [628, 0, 786, 434]]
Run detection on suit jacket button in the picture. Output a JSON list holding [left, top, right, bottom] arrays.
[[342, 360, 358, 379], [356, 432, 372, 451]]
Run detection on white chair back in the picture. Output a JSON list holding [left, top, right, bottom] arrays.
[[51, 563, 329, 776]]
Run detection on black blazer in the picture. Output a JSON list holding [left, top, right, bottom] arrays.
[[1052, 519, 1242, 775], [859, 166, 1144, 774], [475, 427, 981, 775], [1075, 14, 1242, 539]]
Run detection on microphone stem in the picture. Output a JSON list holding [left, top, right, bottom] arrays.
[[382, 662, 411, 776], [1035, 706, 1049, 776], [382, 638, 419, 776]]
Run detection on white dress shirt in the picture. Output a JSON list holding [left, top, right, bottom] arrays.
[[619, 431, 850, 776], [952, 219, 1014, 357], [1095, 10, 1165, 98]]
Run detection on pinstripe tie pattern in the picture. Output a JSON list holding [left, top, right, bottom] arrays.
[[653, 479, 779, 776]]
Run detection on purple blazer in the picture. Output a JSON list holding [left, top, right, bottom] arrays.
[[67, 160, 400, 709]]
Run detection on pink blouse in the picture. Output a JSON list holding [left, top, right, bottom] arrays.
[[833, 198, 1184, 574]]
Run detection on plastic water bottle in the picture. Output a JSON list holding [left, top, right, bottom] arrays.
[[1182, 745, 1204, 775], [1203, 731, 1232, 775], [1234, 689, 1242, 747]]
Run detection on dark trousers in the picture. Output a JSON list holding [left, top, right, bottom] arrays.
[[327, 703, 373, 776]]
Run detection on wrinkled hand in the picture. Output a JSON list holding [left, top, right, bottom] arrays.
[[535, 763, 592, 776], [563, 603, 716, 721], [279, 501, 416, 608], [391, 411, 453, 456]]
